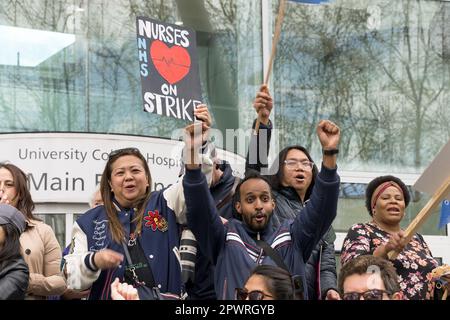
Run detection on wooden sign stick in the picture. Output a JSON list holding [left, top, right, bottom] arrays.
[[254, 0, 287, 135], [388, 176, 450, 260]]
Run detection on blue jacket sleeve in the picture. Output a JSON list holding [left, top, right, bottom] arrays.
[[290, 164, 340, 262], [245, 119, 272, 173], [183, 167, 226, 265]]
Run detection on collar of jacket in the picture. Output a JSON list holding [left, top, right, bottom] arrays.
[[112, 198, 137, 215], [241, 214, 275, 241], [278, 186, 304, 204]]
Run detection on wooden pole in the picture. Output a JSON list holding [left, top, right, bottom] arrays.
[[387, 177, 450, 260], [254, 0, 287, 135]]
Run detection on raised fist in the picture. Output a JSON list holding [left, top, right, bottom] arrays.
[[316, 120, 340, 150]]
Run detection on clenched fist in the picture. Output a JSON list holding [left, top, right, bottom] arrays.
[[316, 120, 340, 150], [93, 249, 124, 270]]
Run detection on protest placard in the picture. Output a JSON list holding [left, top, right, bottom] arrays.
[[136, 17, 202, 122], [388, 139, 450, 259]]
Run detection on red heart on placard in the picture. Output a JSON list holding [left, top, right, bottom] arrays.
[[150, 40, 191, 85]]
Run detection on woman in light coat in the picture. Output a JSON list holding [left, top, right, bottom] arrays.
[[0, 163, 66, 299]]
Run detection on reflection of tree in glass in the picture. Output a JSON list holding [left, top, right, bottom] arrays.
[[361, 1, 448, 169], [273, 1, 450, 172]]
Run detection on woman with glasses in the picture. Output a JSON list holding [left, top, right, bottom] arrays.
[[338, 255, 402, 300], [340, 175, 439, 300], [235, 265, 302, 300], [261, 145, 340, 300], [0, 163, 67, 299], [64, 106, 214, 300]]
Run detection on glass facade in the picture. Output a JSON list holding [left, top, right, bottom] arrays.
[[272, 0, 450, 237], [1, 0, 449, 248], [274, 0, 450, 174], [0, 0, 262, 137]]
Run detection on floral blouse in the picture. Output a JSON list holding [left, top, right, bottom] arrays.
[[340, 222, 439, 300]]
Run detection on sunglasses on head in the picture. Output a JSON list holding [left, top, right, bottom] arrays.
[[235, 288, 273, 300], [108, 147, 141, 159], [342, 289, 391, 301]]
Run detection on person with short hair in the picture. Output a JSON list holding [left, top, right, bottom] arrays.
[[181, 86, 273, 300], [183, 120, 341, 299], [338, 255, 402, 300], [64, 106, 214, 300], [340, 175, 439, 300], [0, 204, 29, 300]]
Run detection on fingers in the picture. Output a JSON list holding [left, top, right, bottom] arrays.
[[111, 277, 120, 289], [117, 282, 139, 300], [95, 249, 124, 270], [316, 120, 340, 151], [254, 93, 272, 107], [110, 278, 124, 300], [0, 191, 10, 205], [318, 120, 340, 135], [126, 286, 139, 300], [253, 86, 273, 122], [111, 278, 139, 300], [106, 249, 124, 263], [194, 104, 212, 127], [387, 231, 407, 252]]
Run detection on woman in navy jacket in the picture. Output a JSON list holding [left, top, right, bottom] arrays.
[[64, 106, 213, 300]]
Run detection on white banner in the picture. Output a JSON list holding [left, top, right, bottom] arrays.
[[0, 133, 245, 203]]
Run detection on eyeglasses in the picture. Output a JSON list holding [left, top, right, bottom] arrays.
[[284, 159, 314, 171], [235, 288, 273, 300], [342, 289, 392, 301], [108, 148, 141, 159]]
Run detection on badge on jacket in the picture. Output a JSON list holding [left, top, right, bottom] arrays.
[[144, 210, 168, 232]]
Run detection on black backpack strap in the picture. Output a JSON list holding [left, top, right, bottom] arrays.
[[255, 239, 305, 299], [121, 240, 156, 288], [254, 239, 289, 272]]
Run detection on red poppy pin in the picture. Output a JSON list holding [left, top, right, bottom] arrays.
[[144, 210, 168, 232]]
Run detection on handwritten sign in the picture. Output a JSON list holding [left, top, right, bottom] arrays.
[[136, 17, 202, 121]]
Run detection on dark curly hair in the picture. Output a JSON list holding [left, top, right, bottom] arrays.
[[365, 175, 410, 216]]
